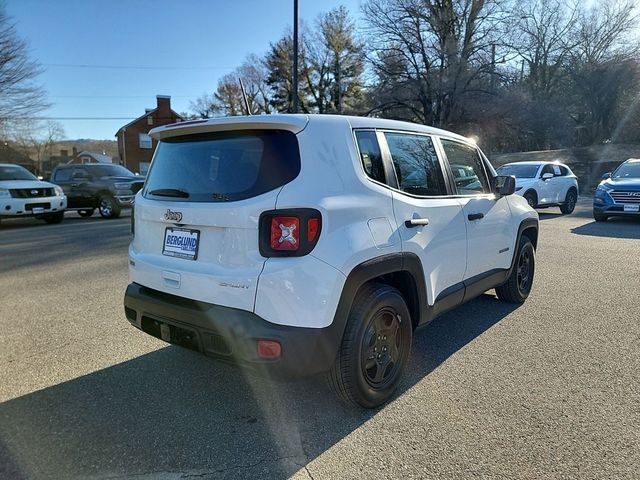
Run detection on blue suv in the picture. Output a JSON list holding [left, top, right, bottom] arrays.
[[593, 159, 640, 221]]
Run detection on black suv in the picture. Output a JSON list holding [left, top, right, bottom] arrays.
[[50, 164, 144, 218]]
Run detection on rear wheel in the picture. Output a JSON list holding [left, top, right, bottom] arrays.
[[98, 195, 121, 219], [593, 211, 608, 222], [560, 189, 577, 214], [496, 236, 535, 304], [78, 209, 95, 218], [43, 211, 64, 224], [523, 191, 537, 209], [327, 283, 412, 408]]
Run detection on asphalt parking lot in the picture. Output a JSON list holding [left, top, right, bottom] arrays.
[[0, 203, 638, 479]]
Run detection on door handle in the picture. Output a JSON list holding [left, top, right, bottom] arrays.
[[468, 213, 484, 221], [405, 218, 429, 228]]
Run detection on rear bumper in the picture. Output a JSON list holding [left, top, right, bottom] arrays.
[[0, 195, 67, 217], [123, 283, 344, 378]]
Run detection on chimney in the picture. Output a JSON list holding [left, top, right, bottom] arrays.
[[72, 146, 78, 156], [156, 95, 171, 119]]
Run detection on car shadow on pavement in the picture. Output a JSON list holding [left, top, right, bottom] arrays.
[[570, 218, 640, 239], [0, 294, 516, 479]]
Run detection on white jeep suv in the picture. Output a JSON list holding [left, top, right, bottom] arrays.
[[496, 161, 579, 214], [124, 115, 538, 408]]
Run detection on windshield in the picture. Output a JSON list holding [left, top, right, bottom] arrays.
[[0, 164, 37, 181], [144, 130, 300, 202], [496, 164, 540, 178], [86, 164, 136, 177], [612, 161, 640, 179]]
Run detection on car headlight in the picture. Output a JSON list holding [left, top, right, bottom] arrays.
[[596, 183, 613, 192], [0, 188, 10, 198], [54, 185, 64, 196], [114, 182, 133, 190]]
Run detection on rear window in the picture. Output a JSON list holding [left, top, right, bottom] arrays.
[[143, 130, 300, 202]]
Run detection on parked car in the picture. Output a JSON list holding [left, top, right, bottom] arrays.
[[123, 114, 539, 408], [593, 158, 640, 221], [0, 163, 67, 225], [50, 163, 145, 218], [495, 161, 579, 214]]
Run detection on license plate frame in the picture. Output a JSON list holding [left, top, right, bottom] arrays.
[[162, 227, 200, 260], [623, 204, 639, 212]]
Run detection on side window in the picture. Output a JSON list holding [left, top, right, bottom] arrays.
[[384, 132, 447, 196], [552, 165, 562, 176], [541, 164, 555, 177], [355, 130, 386, 184], [53, 169, 72, 182], [72, 167, 89, 179], [441, 139, 490, 194]]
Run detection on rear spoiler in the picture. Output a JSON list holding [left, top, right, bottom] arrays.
[[149, 114, 309, 140]]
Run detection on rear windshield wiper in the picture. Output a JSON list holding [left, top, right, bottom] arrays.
[[148, 188, 190, 198]]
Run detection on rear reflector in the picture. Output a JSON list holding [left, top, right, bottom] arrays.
[[308, 218, 319, 242], [257, 340, 282, 359], [270, 216, 300, 251]]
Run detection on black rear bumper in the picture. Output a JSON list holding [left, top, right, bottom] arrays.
[[123, 283, 344, 378]]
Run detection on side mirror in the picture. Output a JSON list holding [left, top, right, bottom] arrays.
[[541, 172, 554, 180], [601, 172, 611, 180], [495, 175, 516, 196]]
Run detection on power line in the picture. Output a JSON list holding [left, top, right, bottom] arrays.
[[50, 95, 194, 99], [44, 63, 234, 71]]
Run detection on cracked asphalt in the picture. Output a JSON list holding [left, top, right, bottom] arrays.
[[0, 202, 638, 479]]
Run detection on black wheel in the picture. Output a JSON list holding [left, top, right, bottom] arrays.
[[98, 195, 121, 218], [496, 236, 535, 304], [327, 283, 412, 408], [43, 211, 64, 224], [523, 191, 537, 209], [78, 209, 95, 218], [593, 211, 608, 222], [560, 189, 577, 214]]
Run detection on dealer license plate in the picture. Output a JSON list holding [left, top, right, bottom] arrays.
[[162, 227, 200, 260], [623, 204, 639, 212]]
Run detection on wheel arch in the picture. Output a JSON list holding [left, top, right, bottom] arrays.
[[332, 253, 428, 334]]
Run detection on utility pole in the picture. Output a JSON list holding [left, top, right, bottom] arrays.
[[292, 0, 299, 113]]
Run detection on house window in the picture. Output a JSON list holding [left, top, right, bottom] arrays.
[[139, 133, 152, 149], [147, 116, 153, 126]]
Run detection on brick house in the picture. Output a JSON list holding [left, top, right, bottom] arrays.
[[115, 95, 182, 175], [68, 150, 113, 165]]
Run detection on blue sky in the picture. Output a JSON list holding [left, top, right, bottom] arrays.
[[5, 0, 363, 140]]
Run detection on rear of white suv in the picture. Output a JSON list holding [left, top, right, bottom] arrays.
[[124, 114, 538, 408]]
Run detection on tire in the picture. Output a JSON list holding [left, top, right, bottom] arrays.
[[593, 211, 608, 222], [496, 235, 535, 304], [78, 209, 95, 218], [43, 211, 64, 224], [560, 189, 577, 214], [523, 191, 537, 209], [327, 283, 412, 408], [98, 195, 121, 218]]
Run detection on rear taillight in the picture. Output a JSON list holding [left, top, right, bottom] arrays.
[[259, 208, 322, 257]]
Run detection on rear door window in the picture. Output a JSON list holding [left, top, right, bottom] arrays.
[[384, 132, 447, 196], [144, 130, 300, 202], [53, 169, 72, 182]]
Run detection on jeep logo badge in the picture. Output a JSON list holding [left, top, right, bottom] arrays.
[[164, 209, 183, 222]]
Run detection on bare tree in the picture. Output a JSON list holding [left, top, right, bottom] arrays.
[[10, 120, 65, 175], [0, 9, 48, 126]]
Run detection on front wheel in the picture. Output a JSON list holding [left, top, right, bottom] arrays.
[[98, 195, 121, 218], [496, 236, 535, 303], [43, 211, 64, 224], [593, 211, 608, 222], [560, 189, 577, 214], [327, 283, 412, 408], [523, 191, 537, 209]]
